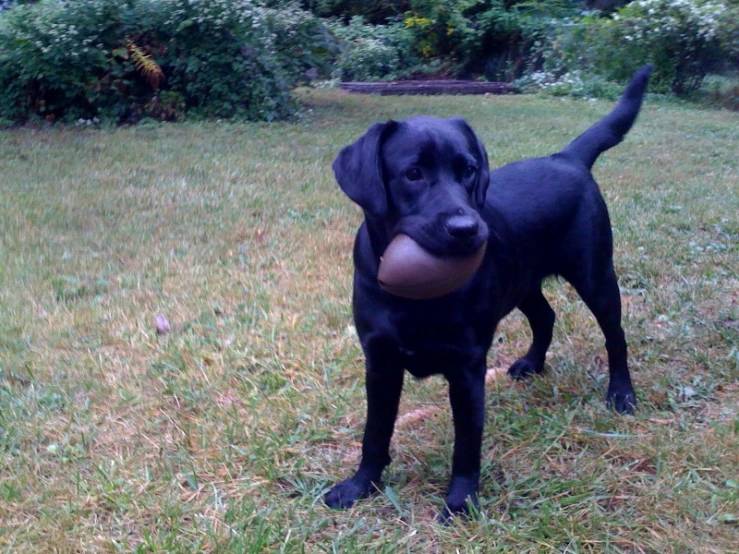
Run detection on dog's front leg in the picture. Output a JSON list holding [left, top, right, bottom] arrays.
[[324, 361, 404, 509], [441, 361, 487, 521]]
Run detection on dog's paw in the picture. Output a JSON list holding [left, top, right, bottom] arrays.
[[438, 476, 480, 524], [324, 477, 380, 510], [438, 494, 480, 524], [507, 357, 544, 380], [606, 387, 636, 415]]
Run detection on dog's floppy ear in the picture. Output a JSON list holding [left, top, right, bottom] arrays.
[[332, 121, 396, 216], [451, 118, 490, 208]]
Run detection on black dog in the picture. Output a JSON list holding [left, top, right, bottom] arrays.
[[325, 66, 652, 520]]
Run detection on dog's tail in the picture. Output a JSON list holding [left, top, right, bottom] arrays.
[[560, 65, 652, 170]]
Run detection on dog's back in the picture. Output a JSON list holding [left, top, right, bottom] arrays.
[[485, 66, 652, 282]]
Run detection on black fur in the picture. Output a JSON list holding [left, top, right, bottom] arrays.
[[325, 66, 652, 521]]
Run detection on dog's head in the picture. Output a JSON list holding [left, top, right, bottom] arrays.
[[333, 116, 490, 257]]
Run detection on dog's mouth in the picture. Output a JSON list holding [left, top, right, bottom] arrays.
[[394, 213, 489, 258]]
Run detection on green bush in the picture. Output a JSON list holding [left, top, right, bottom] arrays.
[[569, 0, 728, 95], [325, 1, 580, 82], [398, 1, 585, 81], [328, 16, 432, 81], [266, 3, 339, 82], [0, 0, 332, 123], [715, 0, 739, 71], [401, 0, 537, 79], [298, 0, 411, 24], [515, 68, 626, 99]]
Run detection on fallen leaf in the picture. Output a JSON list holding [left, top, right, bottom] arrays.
[[155, 314, 171, 335]]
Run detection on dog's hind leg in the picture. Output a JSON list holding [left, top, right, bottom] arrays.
[[568, 264, 636, 414], [508, 287, 556, 380]]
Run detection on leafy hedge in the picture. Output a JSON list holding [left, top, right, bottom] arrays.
[[326, 0, 737, 105], [328, 0, 578, 82], [1, 0, 737, 123], [574, 0, 729, 95], [522, 0, 737, 97], [0, 0, 334, 123], [327, 16, 433, 81], [302, 0, 411, 24]]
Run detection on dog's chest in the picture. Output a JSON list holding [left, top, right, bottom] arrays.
[[398, 345, 472, 378], [391, 307, 483, 377]]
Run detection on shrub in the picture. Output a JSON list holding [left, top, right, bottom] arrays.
[[266, 2, 339, 82], [298, 0, 411, 24], [719, 84, 739, 110], [149, 0, 299, 121], [570, 0, 728, 95], [0, 0, 332, 123], [325, 1, 581, 82], [715, 0, 739, 70], [328, 16, 432, 81], [515, 68, 625, 99], [399, 0, 580, 80]]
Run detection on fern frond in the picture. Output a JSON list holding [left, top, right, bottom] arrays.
[[126, 38, 164, 89]]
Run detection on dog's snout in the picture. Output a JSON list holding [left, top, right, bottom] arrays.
[[445, 215, 479, 238]]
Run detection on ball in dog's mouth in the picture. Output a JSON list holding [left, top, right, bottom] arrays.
[[377, 234, 487, 300]]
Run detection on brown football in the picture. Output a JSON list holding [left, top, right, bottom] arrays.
[[377, 234, 487, 300]]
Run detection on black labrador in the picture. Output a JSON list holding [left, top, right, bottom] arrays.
[[325, 66, 652, 520]]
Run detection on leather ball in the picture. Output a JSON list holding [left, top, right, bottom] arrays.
[[377, 234, 486, 300]]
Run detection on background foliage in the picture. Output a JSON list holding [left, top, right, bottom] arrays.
[[323, 0, 737, 102], [0, 0, 334, 123], [326, 0, 584, 82], [0, 0, 737, 123], [326, 15, 433, 82], [550, 0, 731, 95]]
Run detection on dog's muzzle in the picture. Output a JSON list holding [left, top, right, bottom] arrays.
[[445, 214, 480, 239], [394, 211, 488, 258]]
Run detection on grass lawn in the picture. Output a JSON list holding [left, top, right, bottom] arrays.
[[0, 89, 738, 553]]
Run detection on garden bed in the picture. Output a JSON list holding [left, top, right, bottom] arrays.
[[340, 80, 517, 95]]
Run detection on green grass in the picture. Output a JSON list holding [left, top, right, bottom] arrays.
[[0, 89, 738, 553]]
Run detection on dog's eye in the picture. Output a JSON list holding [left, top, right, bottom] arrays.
[[463, 165, 477, 179], [404, 168, 423, 181]]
